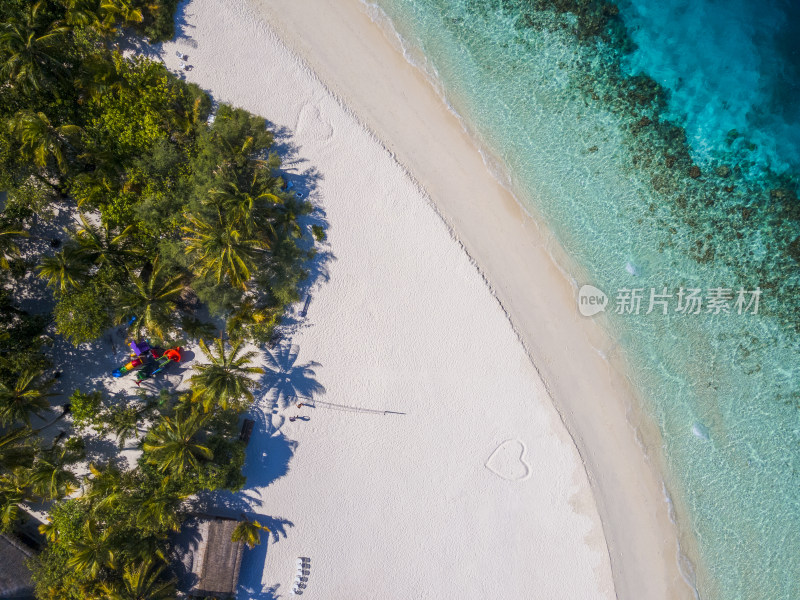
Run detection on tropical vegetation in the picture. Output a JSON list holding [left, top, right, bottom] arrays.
[[0, 0, 318, 597]]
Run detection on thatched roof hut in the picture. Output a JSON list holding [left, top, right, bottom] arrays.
[[0, 534, 36, 600], [174, 516, 245, 598]]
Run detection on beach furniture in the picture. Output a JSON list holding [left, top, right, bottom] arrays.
[[239, 419, 255, 444], [293, 557, 310, 592]]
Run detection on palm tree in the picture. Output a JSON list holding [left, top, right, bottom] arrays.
[[38, 518, 59, 543], [0, 426, 35, 470], [67, 519, 116, 577], [0, 226, 29, 270], [30, 441, 80, 500], [108, 405, 147, 449], [231, 515, 269, 549], [76, 52, 128, 100], [171, 95, 207, 137], [37, 245, 91, 292], [72, 213, 138, 267], [81, 463, 124, 511], [66, 0, 143, 38], [100, 559, 177, 600], [136, 493, 183, 533], [189, 337, 264, 412], [208, 176, 281, 234], [142, 408, 212, 475], [116, 257, 184, 339], [182, 212, 261, 290], [0, 368, 55, 427], [0, 2, 70, 93], [0, 471, 27, 531], [8, 110, 82, 173], [226, 298, 279, 342], [71, 151, 125, 207]]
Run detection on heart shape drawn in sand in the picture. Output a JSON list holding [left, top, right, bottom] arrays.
[[484, 439, 531, 482], [296, 103, 334, 143]]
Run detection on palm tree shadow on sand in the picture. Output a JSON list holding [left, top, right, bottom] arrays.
[[240, 410, 297, 493], [189, 411, 296, 600], [261, 342, 326, 411], [236, 510, 296, 600], [217, 345, 326, 599]]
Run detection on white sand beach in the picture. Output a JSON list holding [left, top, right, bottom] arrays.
[[147, 0, 694, 598]]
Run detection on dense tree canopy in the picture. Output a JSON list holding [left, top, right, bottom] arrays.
[[0, 0, 319, 597]]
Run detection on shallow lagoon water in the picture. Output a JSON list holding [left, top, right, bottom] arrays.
[[365, 1, 800, 598]]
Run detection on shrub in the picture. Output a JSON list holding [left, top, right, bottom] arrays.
[[68, 390, 103, 431]]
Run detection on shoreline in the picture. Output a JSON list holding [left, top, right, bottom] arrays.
[[242, 0, 697, 598]]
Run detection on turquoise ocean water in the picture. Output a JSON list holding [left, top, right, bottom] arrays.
[[362, 1, 800, 598]]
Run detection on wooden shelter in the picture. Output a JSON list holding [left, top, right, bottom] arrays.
[[174, 516, 245, 598]]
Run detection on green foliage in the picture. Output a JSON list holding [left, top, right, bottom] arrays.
[[30, 439, 80, 500], [226, 298, 280, 344], [71, 213, 140, 269], [64, 436, 86, 459], [141, 405, 212, 475], [38, 245, 91, 293], [231, 516, 268, 549], [0, 290, 50, 383], [182, 211, 261, 290], [0, 367, 54, 427], [200, 433, 246, 492], [53, 284, 112, 345], [31, 461, 188, 598], [0, 1, 71, 95], [100, 558, 178, 600], [9, 109, 82, 173], [0, 426, 35, 471], [179, 315, 217, 341], [68, 389, 103, 431], [115, 257, 185, 340], [134, 0, 180, 43], [312, 224, 326, 242], [189, 337, 264, 412], [85, 55, 177, 160], [30, 500, 91, 600], [0, 2, 324, 596]]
